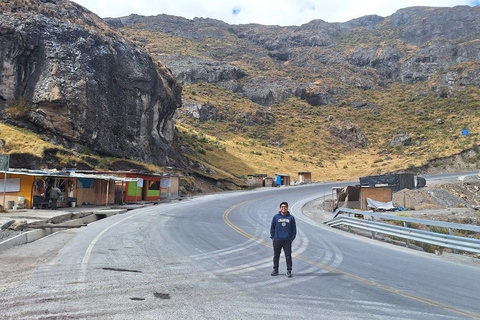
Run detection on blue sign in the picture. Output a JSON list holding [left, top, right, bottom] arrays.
[[461, 129, 469, 136]]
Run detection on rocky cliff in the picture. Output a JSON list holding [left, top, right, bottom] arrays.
[[107, 6, 480, 107], [0, 0, 185, 169]]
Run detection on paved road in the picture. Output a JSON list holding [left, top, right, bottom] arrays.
[[1, 183, 479, 319]]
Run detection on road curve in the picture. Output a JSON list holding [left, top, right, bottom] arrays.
[[0, 183, 479, 319]]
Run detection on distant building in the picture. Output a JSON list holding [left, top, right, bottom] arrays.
[[246, 174, 267, 187], [76, 170, 180, 203], [298, 172, 312, 184], [333, 185, 393, 211], [275, 174, 291, 186], [264, 177, 274, 187]]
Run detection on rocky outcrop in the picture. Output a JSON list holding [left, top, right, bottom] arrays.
[[181, 100, 275, 126], [158, 54, 245, 86], [241, 77, 298, 106], [182, 101, 219, 122], [390, 6, 480, 46], [295, 83, 340, 106], [329, 121, 369, 148], [0, 0, 186, 168], [391, 133, 412, 147]]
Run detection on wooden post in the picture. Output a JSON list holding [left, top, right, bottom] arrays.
[[121, 181, 125, 205], [2, 171, 6, 210], [106, 180, 109, 206]]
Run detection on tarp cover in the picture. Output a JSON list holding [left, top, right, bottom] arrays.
[[360, 173, 415, 191], [366, 197, 395, 210]]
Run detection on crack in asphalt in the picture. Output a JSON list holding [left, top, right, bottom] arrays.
[[100, 267, 142, 273]]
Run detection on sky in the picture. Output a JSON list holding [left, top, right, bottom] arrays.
[[72, 0, 480, 26]]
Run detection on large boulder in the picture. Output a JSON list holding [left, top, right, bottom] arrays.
[[329, 121, 369, 148], [391, 133, 412, 147], [0, 0, 185, 168]]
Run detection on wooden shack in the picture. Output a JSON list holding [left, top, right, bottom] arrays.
[[0, 169, 135, 209], [298, 172, 312, 184], [246, 174, 267, 187], [275, 174, 291, 186], [334, 185, 393, 211], [77, 170, 163, 203], [359, 173, 415, 191], [264, 177, 274, 187], [359, 186, 393, 210], [160, 175, 180, 199]]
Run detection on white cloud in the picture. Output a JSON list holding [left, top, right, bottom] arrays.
[[72, 0, 477, 26]]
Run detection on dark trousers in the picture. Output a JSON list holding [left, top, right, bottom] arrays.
[[273, 239, 292, 271], [51, 198, 58, 210]]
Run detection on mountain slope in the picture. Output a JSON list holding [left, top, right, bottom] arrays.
[[104, 6, 480, 181]]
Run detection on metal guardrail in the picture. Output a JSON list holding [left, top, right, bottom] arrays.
[[324, 208, 480, 254]]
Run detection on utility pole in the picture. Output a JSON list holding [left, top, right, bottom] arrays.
[[1, 155, 10, 210]]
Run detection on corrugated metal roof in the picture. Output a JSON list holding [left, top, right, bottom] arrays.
[[0, 169, 138, 182]]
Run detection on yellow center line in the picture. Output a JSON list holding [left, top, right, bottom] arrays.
[[223, 201, 480, 319]]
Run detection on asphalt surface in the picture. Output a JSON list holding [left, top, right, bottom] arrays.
[[1, 184, 479, 319]]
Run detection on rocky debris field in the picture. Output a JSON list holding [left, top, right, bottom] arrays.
[[392, 179, 480, 224]]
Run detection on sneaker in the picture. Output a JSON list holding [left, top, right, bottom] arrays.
[[286, 271, 292, 278], [271, 269, 279, 276]]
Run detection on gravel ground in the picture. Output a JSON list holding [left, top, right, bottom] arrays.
[[392, 180, 480, 224]]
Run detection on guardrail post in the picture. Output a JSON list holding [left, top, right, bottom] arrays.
[[347, 211, 351, 232], [403, 221, 410, 247], [449, 228, 457, 254], [371, 216, 376, 239]]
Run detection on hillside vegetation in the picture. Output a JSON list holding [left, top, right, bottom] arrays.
[[176, 82, 480, 182]]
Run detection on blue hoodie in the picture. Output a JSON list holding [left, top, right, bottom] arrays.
[[270, 211, 296, 241]]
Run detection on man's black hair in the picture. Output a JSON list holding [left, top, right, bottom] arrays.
[[280, 201, 288, 208]]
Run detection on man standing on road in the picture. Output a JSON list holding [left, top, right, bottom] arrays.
[[48, 185, 61, 210], [270, 201, 296, 277]]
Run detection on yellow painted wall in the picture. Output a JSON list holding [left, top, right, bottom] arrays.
[[0, 173, 34, 209]]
